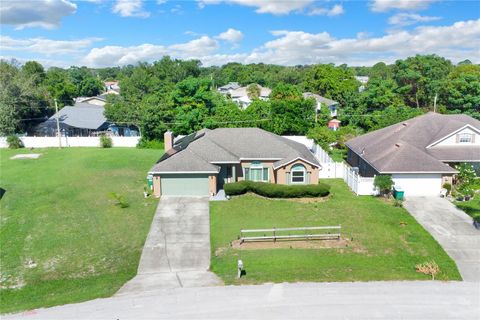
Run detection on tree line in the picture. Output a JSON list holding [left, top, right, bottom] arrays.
[[1, 55, 478, 149]]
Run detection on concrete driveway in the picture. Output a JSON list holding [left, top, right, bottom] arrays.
[[116, 196, 222, 296], [404, 197, 480, 282], [6, 281, 479, 319]]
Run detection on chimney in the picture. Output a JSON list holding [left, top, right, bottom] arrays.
[[164, 131, 173, 152]]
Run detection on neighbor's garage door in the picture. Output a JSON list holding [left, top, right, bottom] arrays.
[[391, 173, 442, 197], [161, 174, 209, 196]]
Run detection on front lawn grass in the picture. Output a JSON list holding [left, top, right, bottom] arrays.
[[455, 197, 480, 223], [210, 179, 461, 284], [0, 148, 161, 313]]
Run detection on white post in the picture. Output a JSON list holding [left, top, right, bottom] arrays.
[[55, 99, 62, 148]]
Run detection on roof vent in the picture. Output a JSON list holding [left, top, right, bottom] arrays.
[[395, 143, 401, 148], [402, 122, 408, 127]]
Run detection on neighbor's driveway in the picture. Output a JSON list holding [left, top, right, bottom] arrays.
[[404, 197, 480, 282], [116, 196, 222, 296]]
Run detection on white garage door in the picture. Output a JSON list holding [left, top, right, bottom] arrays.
[[161, 174, 210, 196], [392, 174, 442, 197]]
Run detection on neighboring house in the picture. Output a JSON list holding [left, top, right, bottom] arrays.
[[104, 81, 120, 92], [355, 76, 369, 92], [303, 92, 339, 118], [76, 96, 107, 106], [345, 112, 480, 196], [34, 102, 139, 137], [217, 82, 241, 94], [148, 128, 321, 197], [220, 84, 272, 109]]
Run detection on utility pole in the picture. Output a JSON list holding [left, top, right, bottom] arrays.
[[54, 99, 62, 148], [433, 94, 437, 113]]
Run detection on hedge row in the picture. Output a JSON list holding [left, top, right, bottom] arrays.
[[224, 180, 330, 198]]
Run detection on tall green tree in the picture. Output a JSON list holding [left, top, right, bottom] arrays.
[[440, 65, 480, 118], [393, 55, 452, 109]]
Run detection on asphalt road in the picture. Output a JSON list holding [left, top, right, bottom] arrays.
[[5, 281, 480, 320]]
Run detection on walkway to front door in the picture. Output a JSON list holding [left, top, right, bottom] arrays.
[[116, 197, 222, 296]]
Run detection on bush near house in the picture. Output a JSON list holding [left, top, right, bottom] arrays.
[[99, 134, 113, 148], [374, 175, 394, 197], [224, 181, 330, 198], [6, 135, 23, 149]]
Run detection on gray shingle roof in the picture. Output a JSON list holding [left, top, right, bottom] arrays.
[[41, 103, 107, 130], [150, 128, 320, 173], [346, 112, 480, 173], [303, 92, 338, 107]]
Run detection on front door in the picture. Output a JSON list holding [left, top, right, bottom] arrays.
[[218, 165, 227, 190]]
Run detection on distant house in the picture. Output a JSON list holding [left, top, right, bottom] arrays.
[[345, 112, 480, 196], [217, 82, 240, 94], [148, 128, 321, 197], [355, 76, 369, 92], [104, 81, 120, 93], [302, 92, 339, 118], [219, 83, 272, 109], [34, 102, 139, 137], [76, 96, 107, 106]]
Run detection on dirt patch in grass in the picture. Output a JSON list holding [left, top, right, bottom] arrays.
[[229, 237, 353, 250]]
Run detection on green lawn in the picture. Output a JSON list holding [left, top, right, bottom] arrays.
[[455, 197, 480, 223], [0, 148, 161, 313], [210, 179, 461, 284]]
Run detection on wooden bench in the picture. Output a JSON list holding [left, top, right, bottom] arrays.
[[240, 226, 341, 243]]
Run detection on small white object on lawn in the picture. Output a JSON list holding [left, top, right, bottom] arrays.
[[10, 153, 42, 160]]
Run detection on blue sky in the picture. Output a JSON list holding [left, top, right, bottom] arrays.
[[1, 0, 479, 67]]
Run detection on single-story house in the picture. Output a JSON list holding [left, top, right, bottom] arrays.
[[149, 128, 321, 197], [217, 82, 241, 94], [345, 112, 480, 196], [34, 102, 139, 137]]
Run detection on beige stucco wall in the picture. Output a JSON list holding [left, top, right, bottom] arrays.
[[209, 175, 217, 195], [442, 174, 454, 186], [153, 175, 161, 198], [276, 159, 319, 185]]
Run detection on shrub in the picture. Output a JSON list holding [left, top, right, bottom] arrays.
[[374, 175, 394, 197], [442, 183, 452, 195], [6, 135, 23, 149], [393, 199, 403, 207], [137, 138, 164, 149], [100, 134, 113, 148], [224, 181, 330, 198], [415, 261, 440, 280]]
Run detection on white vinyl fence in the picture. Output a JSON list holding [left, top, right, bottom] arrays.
[[0, 136, 140, 148], [283, 135, 376, 195]]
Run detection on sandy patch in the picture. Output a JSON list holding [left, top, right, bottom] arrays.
[[230, 237, 353, 250], [10, 153, 42, 160]]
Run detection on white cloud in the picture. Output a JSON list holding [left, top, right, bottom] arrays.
[[309, 4, 344, 16], [389, 13, 441, 27], [198, 0, 314, 15], [370, 0, 435, 12], [112, 0, 150, 18], [83, 36, 219, 67], [216, 28, 244, 43], [0, 0, 77, 29], [0, 35, 102, 56]]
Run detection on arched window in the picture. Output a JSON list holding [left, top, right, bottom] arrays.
[[291, 164, 306, 184]]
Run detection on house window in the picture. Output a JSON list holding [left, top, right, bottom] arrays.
[[244, 163, 269, 182], [291, 164, 306, 184], [458, 133, 472, 143]]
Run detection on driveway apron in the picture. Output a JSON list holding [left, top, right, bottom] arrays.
[[116, 197, 222, 296], [403, 197, 480, 282]]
